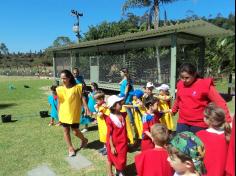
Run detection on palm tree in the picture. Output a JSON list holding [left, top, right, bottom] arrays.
[[122, 0, 178, 30], [123, 0, 178, 83]]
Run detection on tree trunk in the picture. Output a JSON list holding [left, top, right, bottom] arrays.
[[154, 1, 159, 30]]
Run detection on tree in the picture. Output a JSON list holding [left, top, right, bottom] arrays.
[[122, 0, 178, 83], [122, 0, 178, 30], [0, 43, 9, 56], [52, 36, 74, 47]]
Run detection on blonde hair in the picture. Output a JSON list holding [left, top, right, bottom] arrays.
[[204, 103, 231, 142], [94, 90, 105, 100], [151, 124, 169, 147]]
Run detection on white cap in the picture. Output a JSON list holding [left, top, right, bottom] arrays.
[[146, 82, 155, 88], [107, 95, 124, 108], [156, 84, 170, 91]]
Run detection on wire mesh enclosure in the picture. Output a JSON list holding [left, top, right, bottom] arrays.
[[59, 47, 172, 87]]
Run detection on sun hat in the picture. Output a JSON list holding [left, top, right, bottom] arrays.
[[133, 89, 144, 99], [146, 82, 155, 88], [156, 84, 170, 91], [107, 95, 124, 108], [169, 131, 206, 175]]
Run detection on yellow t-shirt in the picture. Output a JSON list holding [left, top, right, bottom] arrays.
[[56, 84, 83, 124]]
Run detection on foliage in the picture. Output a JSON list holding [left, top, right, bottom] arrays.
[[52, 36, 74, 47]]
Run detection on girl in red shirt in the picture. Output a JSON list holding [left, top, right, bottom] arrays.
[[106, 95, 128, 176], [172, 63, 231, 133], [141, 96, 161, 151], [197, 103, 232, 176]]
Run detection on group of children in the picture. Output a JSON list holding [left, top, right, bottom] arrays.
[[47, 73, 234, 176]]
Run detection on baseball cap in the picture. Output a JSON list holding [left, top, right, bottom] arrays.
[[107, 95, 124, 108], [133, 89, 144, 99], [146, 82, 155, 88], [169, 131, 206, 175], [156, 84, 170, 91]]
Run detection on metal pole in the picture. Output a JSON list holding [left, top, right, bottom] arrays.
[[52, 52, 59, 85], [199, 39, 205, 77], [170, 34, 177, 100], [228, 73, 232, 95]]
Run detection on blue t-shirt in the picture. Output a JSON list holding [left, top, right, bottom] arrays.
[[120, 79, 134, 104], [75, 75, 84, 84], [48, 95, 58, 120], [88, 91, 96, 113]]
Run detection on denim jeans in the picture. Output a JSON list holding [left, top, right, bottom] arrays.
[[176, 123, 207, 134]]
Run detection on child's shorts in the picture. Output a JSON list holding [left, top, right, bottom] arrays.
[[61, 123, 80, 129]]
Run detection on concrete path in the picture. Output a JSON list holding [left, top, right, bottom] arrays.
[[65, 153, 93, 171], [27, 165, 56, 176]]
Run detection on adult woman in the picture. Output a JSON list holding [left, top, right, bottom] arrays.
[[172, 63, 231, 133], [119, 68, 134, 123], [56, 70, 89, 156]]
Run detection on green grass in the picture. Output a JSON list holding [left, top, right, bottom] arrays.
[[0, 76, 234, 176], [0, 76, 137, 176]]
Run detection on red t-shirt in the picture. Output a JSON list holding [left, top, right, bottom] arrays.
[[135, 148, 174, 176], [172, 78, 231, 128], [141, 113, 160, 151], [197, 129, 228, 176], [226, 118, 235, 176]]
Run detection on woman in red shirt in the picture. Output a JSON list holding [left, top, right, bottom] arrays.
[[172, 63, 231, 133]]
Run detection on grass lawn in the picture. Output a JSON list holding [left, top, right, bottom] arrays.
[[0, 76, 234, 176]]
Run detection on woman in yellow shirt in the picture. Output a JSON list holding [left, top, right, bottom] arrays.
[[56, 70, 90, 157]]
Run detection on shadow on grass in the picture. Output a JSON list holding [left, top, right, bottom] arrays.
[[87, 125, 98, 132], [128, 140, 141, 153], [0, 103, 17, 109], [124, 162, 136, 176], [1, 120, 18, 123], [86, 140, 104, 150]]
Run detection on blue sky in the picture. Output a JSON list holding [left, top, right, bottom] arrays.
[[0, 0, 235, 53]]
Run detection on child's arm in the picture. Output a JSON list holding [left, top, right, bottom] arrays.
[[109, 136, 117, 155], [82, 96, 91, 115], [144, 131, 153, 141], [122, 104, 134, 108]]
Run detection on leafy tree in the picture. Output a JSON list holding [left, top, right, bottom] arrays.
[[0, 43, 9, 56], [122, 0, 178, 30], [52, 36, 74, 47]]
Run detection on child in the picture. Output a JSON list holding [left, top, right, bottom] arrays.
[[94, 91, 109, 155], [167, 131, 206, 176], [106, 95, 128, 176], [142, 82, 155, 105], [123, 89, 146, 140], [88, 82, 99, 114], [48, 85, 60, 126], [156, 84, 174, 132], [196, 103, 231, 176], [141, 96, 161, 151], [135, 124, 174, 176]]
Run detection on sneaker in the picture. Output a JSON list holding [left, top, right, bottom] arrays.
[[68, 150, 76, 157], [55, 122, 61, 127], [98, 147, 106, 153], [101, 149, 107, 156], [48, 123, 53, 126], [81, 128, 88, 133]]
